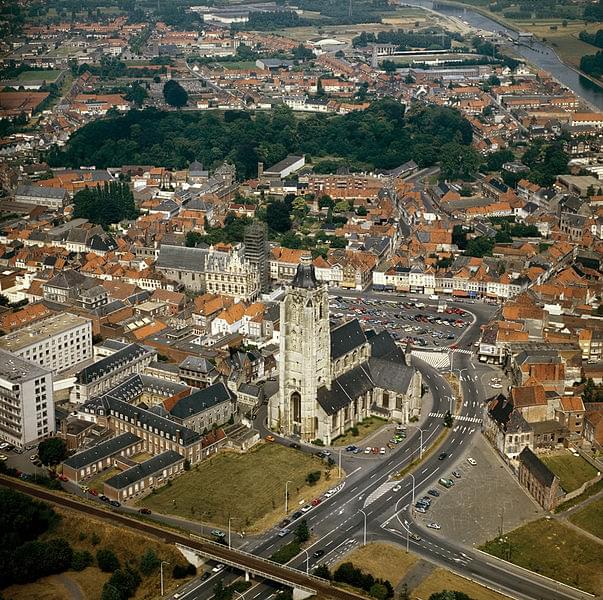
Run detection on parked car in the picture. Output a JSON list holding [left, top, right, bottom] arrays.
[[426, 522, 441, 530], [467, 457, 477, 466], [379, 447, 386, 455], [89, 489, 98, 496], [289, 442, 300, 450], [138, 508, 152, 515], [212, 563, 225, 573], [211, 529, 226, 539], [80, 485, 89, 493], [291, 511, 303, 520], [311, 497, 321, 506], [427, 489, 440, 497], [452, 471, 461, 479], [29, 454, 39, 462], [109, 500, 120, 508], [0, 454, 7, 461], [415, 506, 427, 514], [99, 495, 109, 502], [58, 474, 68, 482], [279, 519, 291, 528], [278, 529, 290, 538], [265, 435, 275, 442], [301, 504, 312, 513]]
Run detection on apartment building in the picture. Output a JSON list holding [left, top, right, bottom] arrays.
[[0, 313, 92, 375], [0, 348, 54, 448]]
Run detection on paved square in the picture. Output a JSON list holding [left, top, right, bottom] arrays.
[[414, 435, 542, 545]]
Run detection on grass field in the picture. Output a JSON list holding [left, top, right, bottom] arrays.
[[541, 452, 597, 493], [17, 69, 62, 83], [332, 416, 387, 447], [85, 467, 120, 493], [335, 542, 418, 586], [4, 507, 192, 600], [216, 60, 258, 70], [412, 568, 509, 600], [569, 497, 603, 540], [139, 444, 340, 532], [481, 518, 603, 594]]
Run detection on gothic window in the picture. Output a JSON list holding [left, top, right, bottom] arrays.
[[292, 392, 301, 423], [306, 299, 313, 308]]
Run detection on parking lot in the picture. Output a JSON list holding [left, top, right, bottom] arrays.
[[329, 295, 474, 349], [413, 436, 542, 545]]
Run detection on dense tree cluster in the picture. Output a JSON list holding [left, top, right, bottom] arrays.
[[37, 437, 68, 467], [580, 50, 603, 78], [579, 28, 603, 49], [333, 562, 395, 599], [48, 102, 474, 180], [163, 80, 188, 108], [353, 30, 451, 50], [73, 182, 138, 229], [521, 139, 569, 186]]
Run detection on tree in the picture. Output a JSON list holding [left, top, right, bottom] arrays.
[[443, 411, 454, 428], [314, 564, 332, 579], [294, 519, 310, 543], [105, 567, 141, 599], [465, 236, 494, 258], [306, 471, 321, 485], [292, 196, 308, 220], [71, 549, 93, 571], [97, 548, 120, 572], [37, 437, 68, 467], [318, 195, 334, 209], [381, 60, 397, 73], [73, 182, 138, 229], [265, 200, 291, 233], [213, 579, 233, 600], [163, 79, 188, 108], [139, 549, 160, 575], [440, 142, 481, 180], [370, 583, 390, 600], [101, 585, 122, 600], [334, 200, 351, 213]]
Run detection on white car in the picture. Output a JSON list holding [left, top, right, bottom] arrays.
[[379, 447, 386, 455], [467, 457, 477, 466], [301, 505, 312, 513], [392, 484, 402, 492], [212, 563, 225, 573], [364, 447, 371, 454], [426, 522, 441, 530], [490, 383, 503, 389]]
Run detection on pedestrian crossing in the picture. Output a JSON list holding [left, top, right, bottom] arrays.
[[411, 348, 474, 371], [363, 481, 400, 508], [411, 351, 450, 370], [429, 412, 482, 424]]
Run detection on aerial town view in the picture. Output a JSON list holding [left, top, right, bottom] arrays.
[[1, 0, 603, 599]]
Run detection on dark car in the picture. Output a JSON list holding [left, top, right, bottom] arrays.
[[138, 508, 152, 515], [109, 500, 121, 508], [313, 549, 325, 558], [279, 519, 291, 528], [289, 442, 301, 450], [438, 452, 448, 460], [427, 489, 440, 497], [292, 511, 303, 520], [201, 572, 211, 581], [99, 495, 109, 502]]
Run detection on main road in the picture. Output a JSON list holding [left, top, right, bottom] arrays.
[[176, 298, 591, 600]]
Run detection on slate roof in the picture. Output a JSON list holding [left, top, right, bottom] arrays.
[[330, 319, 367, 360], [16, 184, 67, 199], [63, 432, 141, 470], [76, 343, 152, 385], [519, 447, 556, 487], [104, 450, 184, 490], [156, 244, 209, 273], [291, 259, 318, 289], [317, 364, 374, 415], [169, 382, 232, 419]]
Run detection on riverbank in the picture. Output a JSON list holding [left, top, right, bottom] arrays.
[[435, 0, 603, 93]]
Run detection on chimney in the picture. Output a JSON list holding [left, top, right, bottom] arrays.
[[257, 162, 264, 178]]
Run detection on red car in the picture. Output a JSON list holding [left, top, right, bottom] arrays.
[[89, 489, 98, 496], [58, 474, 68, 482], [311, 498, 321, 506]]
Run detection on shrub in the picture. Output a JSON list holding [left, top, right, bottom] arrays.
[[173, 562, 196, 579], [90, 532, 101, 546], [97, 548, 120, 572], [105, 567, 141, 599], [350, 426, 359, 436], [306, 471, 321, 485], [71, 549, 93, 571], [270, 541, 301, 564], [139, 549, 160, 576]]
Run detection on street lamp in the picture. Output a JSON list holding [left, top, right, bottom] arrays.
[[408, 473, 415, 506], [301, 548, 310, 574], [285, 480, 293, 515], [359, 509, 367, 546], [416, 426, 425, 459], [160, 561, 170, 596]]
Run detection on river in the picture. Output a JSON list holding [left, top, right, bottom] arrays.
[[400, 0, 603, 110]]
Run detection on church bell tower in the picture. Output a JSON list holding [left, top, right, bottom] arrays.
[[273, 255, 331, 440]]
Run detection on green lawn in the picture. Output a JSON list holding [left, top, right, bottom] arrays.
[[17, 70, 62, 83], [139, 444, 338, 531], [332, 416, 387, 447], [569, 497, 603, 540], [481, 519, 603, 595], [555, 479, 603, 513], [85, 467, 121, 493], [541, 453, 597, 493], [215, 60, 258, 70]]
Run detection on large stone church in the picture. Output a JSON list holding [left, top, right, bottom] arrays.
[[269, 255, 423, 444]]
